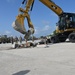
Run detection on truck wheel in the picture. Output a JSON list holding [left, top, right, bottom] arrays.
[[68, 33, 75, 42], [0, 42, 2, 44], [50, 36, 59, 43]]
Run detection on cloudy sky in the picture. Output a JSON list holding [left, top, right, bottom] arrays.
[[0, 0, 75, 37]]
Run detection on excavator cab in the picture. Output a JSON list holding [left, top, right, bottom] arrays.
[[51, 13, 75, 43], [56, 13, 75, 32]]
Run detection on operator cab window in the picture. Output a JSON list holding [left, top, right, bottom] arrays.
[[72, 15, 75, 27], [58, 16, 66, 30], [73, 15, 75, 22]]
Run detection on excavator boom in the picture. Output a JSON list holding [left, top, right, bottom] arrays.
[[39, 0, 63, 16]]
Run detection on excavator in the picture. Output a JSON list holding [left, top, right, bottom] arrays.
[[12, 0, 75, 43]]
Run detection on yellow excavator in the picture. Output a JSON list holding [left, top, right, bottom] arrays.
[[12, 0, 75, 43]]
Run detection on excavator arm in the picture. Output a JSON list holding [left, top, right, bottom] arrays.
[[39, 0, 63, 16], [12, 0, 35, 40]]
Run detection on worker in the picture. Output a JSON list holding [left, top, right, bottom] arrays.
[[66, 17, 71, 28], [44, 37, 49, 48], [15, 36, 18, 44], [11, 36, 14, 44], [19, 36, 22, 45]]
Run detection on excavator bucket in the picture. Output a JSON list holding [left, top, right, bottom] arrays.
[[12, 14, 26, 34]]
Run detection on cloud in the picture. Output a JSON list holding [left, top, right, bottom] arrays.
[[34, 27, 39, 35], [34, 25, 51, 36], [34, 20, 51, 36], [43, 25, 50, 31], [5, 31, 11, 34], [42, 20, 50, 25]]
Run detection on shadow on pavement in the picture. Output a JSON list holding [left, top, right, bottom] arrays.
[[12, 70, 30, 75]]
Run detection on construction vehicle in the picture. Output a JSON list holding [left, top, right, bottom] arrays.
[[39, 0, 75, 43], [12, 0, 75, 43]]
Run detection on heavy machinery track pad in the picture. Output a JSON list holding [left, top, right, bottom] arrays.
[[12, 20, 26, 34]]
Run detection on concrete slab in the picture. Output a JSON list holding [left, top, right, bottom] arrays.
[[0, 42, 75, 75]]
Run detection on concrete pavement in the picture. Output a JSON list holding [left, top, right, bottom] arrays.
[[0, 42, 75, 75]]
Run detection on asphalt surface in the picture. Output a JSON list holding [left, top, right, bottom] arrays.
[[0, 42, 75, 75]]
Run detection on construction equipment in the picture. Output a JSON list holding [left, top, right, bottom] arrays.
[[40, 0, 75, 43], [12, 0, 75, 43], [12, 0, 35, 40]]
